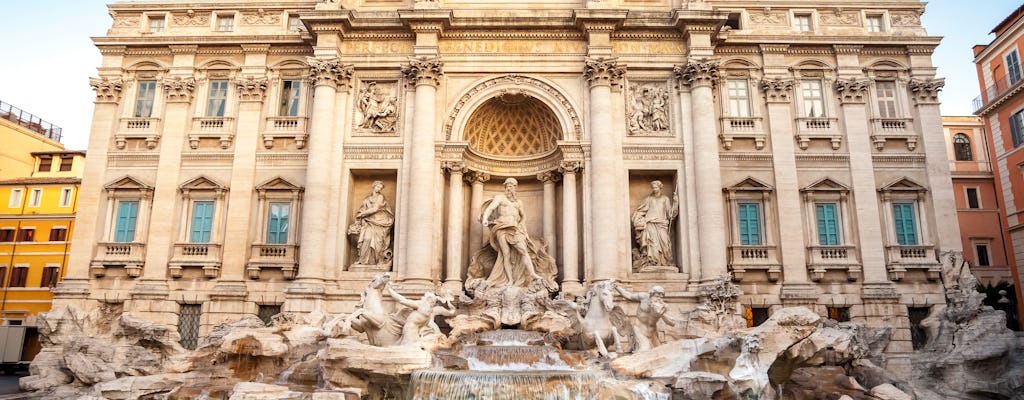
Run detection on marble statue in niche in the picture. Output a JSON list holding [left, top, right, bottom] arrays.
[[631, 180, 679, 272], [348, 180, 394, 270], [627, 83, 670, 135], [356, 82, 398, 134]]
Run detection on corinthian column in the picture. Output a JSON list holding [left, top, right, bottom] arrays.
[[466, 171, 490, 250], [559, 161, 582, 292], [443, 161, 465, 291], [675, 60, 727, 280], [400, 56, 443, 286], [538, 171, 560, 256], [584, 58, 626, 282], [295, 57, 348, 287], [909, 78, 962, 252]]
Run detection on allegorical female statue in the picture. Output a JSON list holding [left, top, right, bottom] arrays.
[[631, 180, 678, 270], [348, 180, 394, 269]]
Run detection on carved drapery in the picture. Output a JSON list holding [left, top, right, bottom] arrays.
[[760, 79, 795, 103], [583, 57, 626, 88], [306, 57, 354, 90], [90, 77, 123, 103], [908, 78, 944, 105], [401, 56, 443, 88], [162, 77, 195, 103], [235, 77, 268, 102], [674, 59, 720, 89], [834, 78, 871, 104]]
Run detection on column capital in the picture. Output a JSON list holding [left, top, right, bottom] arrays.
[[402, 56, 443, 88], [537, 170, 561, 183], [162, 77, 195, 103], [584, 57, 626, 88], [442, 160, 466, 174], [89, 77, 123, 103], [908, 78, 944, 105], [306, 56, 355, 90], [464, 170, 490, 184], [674, 58, 720, 90], [834, 78, 870, 104], [760, 78, 795, 103], [235, 76, 268, 102], [558, 160, 583, 174]]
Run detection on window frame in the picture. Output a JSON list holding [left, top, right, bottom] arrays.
[[58, 157, 74, 172], [8, 265, 28, 288], [1010, 109, 1024, 148], [27, 188, 42, 208], [176, 176, 228, 246], [792, 12, 814, 32], [892, 202, 919, 246], [40, 264, 60, 288], [8, 189, 22, 209], [0, 229, 14, 242], [102, 176, 154, 245], [37, 157, 52, 173], [254, 177, 304, 247], [216, 13, 235, 32], [953, 133, 973, 161], [874, 81, 899, 119], [59, 187, 74, 208], [800, 79, 827, 118], [188, 200, 216, 244], [965, 187, 981, 209], [725, 178, 776, 249], [134, 80, 158, 118], [265, 202, 291, 245], [974, 242, 991, 266], [287, 15, 303, 31], [1007, 49, 1022, 86], [815, 202, 842, 246], [865, 14, 885, 32], [48, 226, 68, 242], [278, 79, 303, 117], [726, 78, 752, 117], [16, 228, 34, 242], [205, 79, 230, 117], [147, 14, 166, 33]]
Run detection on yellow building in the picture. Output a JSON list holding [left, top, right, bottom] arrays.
[[0, 100, 65, 179]]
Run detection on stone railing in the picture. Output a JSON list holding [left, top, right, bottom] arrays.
[[189, 117, 236, 149], [169, 243, 223, 279], [806, 245, 861, 282], [247, 243, 299, 280], [115, 117, 162, 149], [884, 244, 940, 281], [727, 244, 781, 282], [92, 242, 147, 278], [870, 118, 917, 151], [719, 116, 766, 150], [263, 116, 309, 149], [794, 117, 841, 150]]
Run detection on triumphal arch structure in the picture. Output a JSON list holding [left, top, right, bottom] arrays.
[[57, 0, 958, 370]]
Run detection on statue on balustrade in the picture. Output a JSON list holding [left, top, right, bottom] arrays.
[[348, 180, 394, 270], [631, 180, 679, 271], [614, 283, 675, 352]]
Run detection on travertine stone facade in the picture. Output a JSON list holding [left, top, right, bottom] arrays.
[[58, 0, 957, 375]]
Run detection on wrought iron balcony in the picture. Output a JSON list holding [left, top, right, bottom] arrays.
[[0, 100, 62, 142]]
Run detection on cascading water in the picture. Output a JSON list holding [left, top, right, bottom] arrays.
[[409, 330, 609, 400]]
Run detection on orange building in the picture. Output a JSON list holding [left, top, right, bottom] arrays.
[[973, 4, 1024, 326]]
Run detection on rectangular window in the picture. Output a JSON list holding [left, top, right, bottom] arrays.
[[737, 202, 762, 246], [801, 80, 825, 117], [148, 16, 165, 33], [866, 15, 884, 32], [217, 15, 234, 32], [815, 203, 840, 246], [288, 15, 303, 31], [279, 80, 302, 117], [727, 79, 751, 117], [59, 188, 73, 208], [38, 157, 52, 172], [178, 304, 201, 350], [206, 80, 229, 117], [1007, 50, 1022, 85], [266, 202, 290, 244], [827, 306, 851, 322], [0, 230, 13, 242], [258, 304, 281, 326], [8, 189, 22, 208], [49, 227, 67, 242], [134, 80, 157, 118], [28, 188, 42, 208], [794, 14, 812, 31], [59, 157, 73, 172], [189, 201, 214, 243], [114, 200, 139, 243], [40, 265, 60, 288], [892, 202, 918, 246], [9, 267, 28, 288], [975, 244, 991, 266], [17, 228, 34, 242], [744, 306, 770, 328], [876, 81, 898, 118], [0, 266, 6, 288], [966, 188, 980, 209], [1011, 110, 1024, 148]]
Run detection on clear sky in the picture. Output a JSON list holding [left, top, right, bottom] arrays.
[[0, 0, 1017, 151]]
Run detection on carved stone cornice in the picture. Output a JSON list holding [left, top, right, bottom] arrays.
[[537, 171, 561, 183], [401, 56, 443, 88], [235, 76, 268, 102], [306, 57, 354, 90], [834, 78, 870, 104], [908, 78, 944, 105], [760, 78, 794, 103], [583, 57, 625, 88], [169, 45, 198, 55], [674, 59, 720, 90], [464, 170, 491, 184], [558, 160, 583, 174], [90, 77, 123, 103], [442, 160, 466, 174], [759, 44, 789, 55], [833, 45, 863, 55], [162, 77, 195, 103]]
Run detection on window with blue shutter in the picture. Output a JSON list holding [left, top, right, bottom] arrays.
[[190, 201, 214, 243], [1011, 110, 1024, 148], [114, 200, 139, 243], [1008, 50, 1023, 85], [738, 202, 762, 245], [815, 203, 840, 245], [266, 202, 290, 244], [892, 202, 918, 245]]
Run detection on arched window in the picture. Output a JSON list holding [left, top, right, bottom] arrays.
[[953, 133, 972, 161]]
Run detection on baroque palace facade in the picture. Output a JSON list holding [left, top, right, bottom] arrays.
[[59, 0, 956, 372]]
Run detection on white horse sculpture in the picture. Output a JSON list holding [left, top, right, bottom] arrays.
[[574, 280, 631, 357], [344, 273, 404, 346]]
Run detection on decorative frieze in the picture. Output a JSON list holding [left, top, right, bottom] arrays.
[[674, 59, 719, 89], [890, 11, 922, 27], [306, 57, 355, 90], [235, 76, 268, 102], [173, 10, 209, 26], [908, 78, 944, 105], [401, 56, 443, 88], [749, 10, 788, 25], [242, 9, 281, 25], [90, 77, 123, 103], [584, 57, 626, 88], [626, 82, 671, 136], [355, 81, 399, 135], [111, 12, 139, 27], [760, 79, 794, 103], [162, 77, 195, 103], [820, 10, 859, 26], [834, 78, 870, 104]]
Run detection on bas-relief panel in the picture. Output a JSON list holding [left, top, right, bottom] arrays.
[[625, 81, 672, 137], [353, 80, 401, 137]]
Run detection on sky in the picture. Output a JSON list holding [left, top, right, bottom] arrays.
[[0, 0, 1017, 151]]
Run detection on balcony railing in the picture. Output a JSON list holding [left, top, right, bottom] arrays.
[[884, 244, 941, 281], [263, 117, 308, 149], [794, 117, 841, 150], [247, 243, 299, 280], [189, 117, 236, 149], [973, 75, 1020, 113], [169, 243, 222, 279], [719, 116, 766, 150], [806, 245, 861, 281], [727, 244, 781, 282], [0, 100, 62, 142], [870, 118, 917, 151], [116, 117, 162, 149], [92, 242, 147, 278]]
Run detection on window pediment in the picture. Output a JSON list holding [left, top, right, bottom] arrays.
[[802, 177, 850, 193], [879, 177, 926, 193], [726, 176, 774, 192], [180, 176, 228, 194], [104, 176, 154, 194], [255, 177, 303, 196]]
